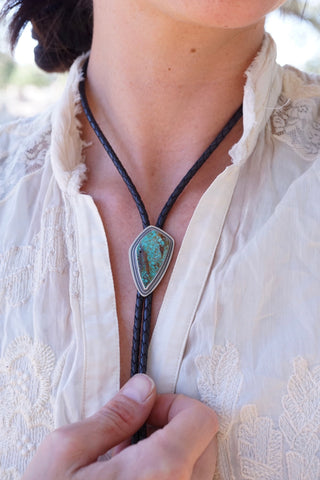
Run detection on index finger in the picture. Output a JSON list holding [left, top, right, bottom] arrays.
[[79, 394, 218, 480], [147, 393, 218, 466]]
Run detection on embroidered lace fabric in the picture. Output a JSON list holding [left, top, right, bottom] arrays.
[[197, 345, 320, 480], [0, 207, 67, 309], [196, 343, 243, 480], [0, 336, 63, 477], [271, 94, 320, 159], [0, 115, 52, 202]]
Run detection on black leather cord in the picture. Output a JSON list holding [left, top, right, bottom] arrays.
[[138, 294, 153, 374], [79, 58, 243, 442], [79, 62, 150, 230], [130, 293, 144, 377], [156, 107, 243, 229]]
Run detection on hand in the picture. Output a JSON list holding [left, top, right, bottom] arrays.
[[22, 374, 218, 480]]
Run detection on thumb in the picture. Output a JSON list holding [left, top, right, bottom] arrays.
[[42, 374, 156, 472]]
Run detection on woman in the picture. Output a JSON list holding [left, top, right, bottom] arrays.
[[1, 0, 320, 478]]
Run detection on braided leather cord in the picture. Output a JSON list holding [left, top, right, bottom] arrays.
[[132, 423, 147, 445], [79, 62, 150, 230], [130, 293, 144, 377], [156, 106, 243, 229], [138, 294, 153, 373], [79, 60, 243, 442], [138, 107, 243, 374]]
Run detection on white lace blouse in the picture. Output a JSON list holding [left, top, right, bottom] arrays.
[[1, 35, 320, 479]]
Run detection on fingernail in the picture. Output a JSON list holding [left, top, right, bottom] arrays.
[[121, 374, 155, 403]]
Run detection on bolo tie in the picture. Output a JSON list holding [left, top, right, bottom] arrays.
[[79, 59, 242, 442]]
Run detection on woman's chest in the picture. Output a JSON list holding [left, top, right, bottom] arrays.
[[88, 184, 202, 385]]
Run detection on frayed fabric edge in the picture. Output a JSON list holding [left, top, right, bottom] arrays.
[[50, 52, 91, 195]]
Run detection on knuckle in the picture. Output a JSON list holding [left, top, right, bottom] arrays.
[[96, 396, 137, 436], [200, 404, 219, 435], [147, 431, 190, 480], [185, 398, 219, 436], [44, 425, 80, 462], [152, 459, 189, 480], [140, 461, 189, 480], [160, 461, 189, 480]]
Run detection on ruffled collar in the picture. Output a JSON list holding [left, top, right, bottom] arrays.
[[51, 34, 282, 193], [229, 34, 282, 164]]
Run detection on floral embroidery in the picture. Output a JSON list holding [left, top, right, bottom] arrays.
[[197, 345, 320, 480], [238, 358, 320, 480], [0, 118, 51, 202], [271, 94, 320, 158], [279, 357, 320, 479], [196, 343, 243, 480], [238, 405, 283, 480], [0, 207, 74, 309], [0, 465, 20, 480], [0, 336, 60, 477]]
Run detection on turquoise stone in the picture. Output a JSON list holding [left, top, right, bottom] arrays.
[[137, 229, 171, 287], [129, 226, 174, 296]]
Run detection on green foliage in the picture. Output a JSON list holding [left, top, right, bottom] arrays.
[[0, 52, 16, 87], [9, 64, 54, 88], [305, 59, 320, 73], [0, 53, 54, 89]]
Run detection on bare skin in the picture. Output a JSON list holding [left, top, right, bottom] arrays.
[[22, 374, 219, 479], [81, 0, 287, 387], [81, 117, 243, 385]]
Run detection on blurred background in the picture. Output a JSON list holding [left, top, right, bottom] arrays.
[[0, 0, 319, 124]]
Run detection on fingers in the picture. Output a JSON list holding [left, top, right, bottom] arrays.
[[83, 374, 156, 454], [85, 394, 218, 480], [148, 393, 218, 468], [23, 381, 218, 480], [74, 374, 156, 466], [33, 375, 156, 474], [191, 437, 217, 480]]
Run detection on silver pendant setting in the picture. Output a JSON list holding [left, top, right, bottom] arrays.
[[129, 226, 175, 297]]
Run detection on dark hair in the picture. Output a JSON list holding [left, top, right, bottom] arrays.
[[1, 0, 93, 72]]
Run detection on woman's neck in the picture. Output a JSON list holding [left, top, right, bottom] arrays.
[[86, 0, 265, 172]]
